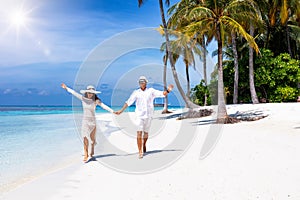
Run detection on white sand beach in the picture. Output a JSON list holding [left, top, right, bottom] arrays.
[[1, 103, 300, 200]]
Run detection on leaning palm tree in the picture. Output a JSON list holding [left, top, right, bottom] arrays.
[[185, 0, 260, 122], [138, 0, 200, 109]]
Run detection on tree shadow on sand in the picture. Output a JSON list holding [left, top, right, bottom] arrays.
[[192, 109, 269, 125], [192, 119, 216, 126], [157, 112, 188, 120]]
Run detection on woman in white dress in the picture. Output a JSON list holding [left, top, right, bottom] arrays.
[[61, 83, 114, 162]]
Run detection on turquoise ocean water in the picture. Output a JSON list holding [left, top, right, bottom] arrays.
[[0, 105, 181, 192], [0, 106, 81, 193]]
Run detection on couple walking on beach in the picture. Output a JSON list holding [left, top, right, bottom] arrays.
[[61, 76, 174, 162]]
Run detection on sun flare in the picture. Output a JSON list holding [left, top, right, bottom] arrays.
[[10, 10, 28, 27], [3, 3, 36, 41]]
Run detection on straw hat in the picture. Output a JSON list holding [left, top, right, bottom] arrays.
[[138, 76, 148, 83], [80, 85, 101, 94]]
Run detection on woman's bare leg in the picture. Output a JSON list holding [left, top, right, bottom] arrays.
[[90, 128, 96, 157], [83, 137, 89, 162]]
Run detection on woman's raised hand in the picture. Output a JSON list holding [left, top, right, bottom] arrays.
[[61, 83, 67, 89]]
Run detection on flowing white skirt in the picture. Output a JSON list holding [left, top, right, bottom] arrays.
[[81, 117, 97, 146]]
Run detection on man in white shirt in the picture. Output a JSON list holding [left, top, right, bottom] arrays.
[[115, 76, 174, 159]]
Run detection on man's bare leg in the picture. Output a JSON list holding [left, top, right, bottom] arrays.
[[143, 132, 148, 153], [137, 131, 143, 158]]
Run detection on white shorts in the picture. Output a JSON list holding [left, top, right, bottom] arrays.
[[136, 117, 152, 132]]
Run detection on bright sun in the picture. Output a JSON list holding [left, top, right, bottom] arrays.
[[10, 10, 28, 28], [5, 4, 35, 40]]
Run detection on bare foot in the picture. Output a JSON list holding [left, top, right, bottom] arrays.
[[138, 152, 143, 159], [83, 156, 89, 162]]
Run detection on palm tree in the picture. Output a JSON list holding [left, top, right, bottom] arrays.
[[194, 35, 209, 106], [160, 31, 198, 100], [168, 0, 210, 106], [185, 0, 260, 122], [138, 0, 200, 109]]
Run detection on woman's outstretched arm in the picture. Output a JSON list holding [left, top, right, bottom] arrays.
[[96, 100, 114, 113], [61, 83, 83, 101]]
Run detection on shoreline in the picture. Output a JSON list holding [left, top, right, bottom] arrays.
[[0, 153, 80, 195]]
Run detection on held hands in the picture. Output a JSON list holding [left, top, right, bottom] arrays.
[[114, 110, 122, 115], [114, 103, 128, 115]]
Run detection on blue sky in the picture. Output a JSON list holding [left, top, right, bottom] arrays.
[[0, 0, 216, 106]]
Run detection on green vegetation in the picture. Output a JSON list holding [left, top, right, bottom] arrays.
[[255, 49, 300, 102], [138, 0, 300, 121], [192, 49, 300, 105]]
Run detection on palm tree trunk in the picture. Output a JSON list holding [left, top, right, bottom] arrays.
[[185, 61, 191, 99], [216, 25, 228, 123], [232, 32, 239, 104], [249, 23, 259, 104], [202, 36, 208, 106], [162, 53, 170, 113], [158, 0, 199, 109]]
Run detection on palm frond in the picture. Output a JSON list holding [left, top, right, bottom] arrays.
[[280, 0, 289, 25], [189, 6, 215, 21], [228, 0, 261, 15], [184, 18, 215, 37], [221, 15, 260, 53]]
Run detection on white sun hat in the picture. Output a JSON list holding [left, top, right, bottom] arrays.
[[80, 85, 101, 94], [138, 76, 148, 83]]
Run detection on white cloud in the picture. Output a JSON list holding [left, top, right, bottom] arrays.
[[38, 90, 48, 96], [3, 88, 12, 94]]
